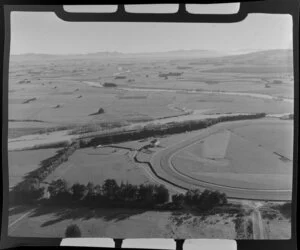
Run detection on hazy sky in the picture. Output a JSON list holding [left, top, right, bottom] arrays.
[[10, 8, 293, 55]]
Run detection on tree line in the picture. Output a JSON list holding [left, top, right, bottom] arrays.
[[83, 113, 266, 148], [11, 177, 228, 212]]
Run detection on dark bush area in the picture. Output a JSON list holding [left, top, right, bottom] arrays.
[[272, 202, 292, 219], [103, 82, 117, 87], [10, 178, 45, 204], [23, 97, 37, 104], [171, 193, 185, 208], [159, 72, 183, 77], [207, 204, 243, 215], [65, 224, 82, 237], [261, 209, 278, 220], [233, 216, 246, 239], [272, 80, 283, 84], [180, 189, 227, 212], [246, 218, 253, 239], [89, 108, 105, 116], [115, 76, 126, 79]]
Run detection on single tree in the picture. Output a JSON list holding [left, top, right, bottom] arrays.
[[102, 179, 119, 200], [71, 183, 87, 200], [172, 193, 185, 207], [154, 185, 169, 204], [65, 224, 82, 237]]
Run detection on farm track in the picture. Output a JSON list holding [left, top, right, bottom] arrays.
[[8, 208, 35, 233], [252, 208, 264, 239]]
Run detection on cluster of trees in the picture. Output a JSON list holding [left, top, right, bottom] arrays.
[[172, 189, 227, 211], [23, 97, 37, 104], [65, 224, 82, 237], [18, 79, 31, 84], [103, 82, 117, 87], [115, 76, 126, 79], [159, 72, 183, 77], [273, 202, 292, 219], [89, 108, 105, 116], [272, 80, 283, 84], [46, 179, 170, 208]]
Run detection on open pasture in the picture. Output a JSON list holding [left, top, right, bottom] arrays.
[[8, 148, 58, 188], [171, 92, 293, 115], [171, 120, 293, 192], [230, 122, 293, 160], [9, 72, 187, 129], [45, 147, 153, 186]]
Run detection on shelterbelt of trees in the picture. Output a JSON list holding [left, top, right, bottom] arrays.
[[10, 177, 229, 212], [80, 113, 267, 148]]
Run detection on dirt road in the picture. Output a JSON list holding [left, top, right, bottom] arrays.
[[252, 208, 265, 239]]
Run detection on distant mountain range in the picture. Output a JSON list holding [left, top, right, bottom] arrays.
[[11, 49, 293, 66], [215, 49, 293, 65], [11, 49, 227, 58]]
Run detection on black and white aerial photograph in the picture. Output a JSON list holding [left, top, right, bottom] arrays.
[[7, 7, 294, 239]]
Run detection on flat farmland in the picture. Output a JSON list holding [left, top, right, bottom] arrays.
[[9, 79, 185, 127], [231, 123, 293, 160], [172, 93, 293, 115], [45, 147, 153, 186], [8, 52, 294, 144], [8, 149, 58, 188]]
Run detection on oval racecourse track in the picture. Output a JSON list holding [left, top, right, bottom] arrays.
[[150, 119, 293, 201]]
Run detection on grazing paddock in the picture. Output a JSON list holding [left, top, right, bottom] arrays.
[[45, 147, 153, 186], [171, 121, 293, 191], [8, 149, 58, 188], [231, 123, 293, 160]]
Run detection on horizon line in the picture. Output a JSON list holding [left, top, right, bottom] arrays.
[[10, 48, 292, 57]]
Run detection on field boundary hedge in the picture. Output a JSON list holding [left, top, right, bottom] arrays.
[[9, 141, 80, 204], [81, 113, 266, 148]]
